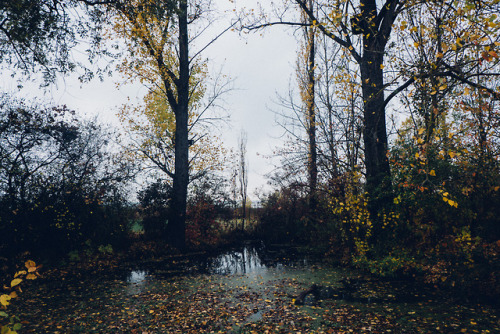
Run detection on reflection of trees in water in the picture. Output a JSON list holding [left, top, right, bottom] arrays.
[[125, 270, 148, 295], [130, 243, 312, 278], [210, 245, 266, 275], [208, 243, 313, 275], [254, 244, 311, 269]]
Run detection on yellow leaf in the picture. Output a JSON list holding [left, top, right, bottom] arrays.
[[449, 151, 456, 158], [9, 292, 17, 299], [443, 192, 449, 197], [464, 87, 470, 96], [418, 128, 425, 135], [26, 274, 37, 280], [0, 294, 11, 307], [25, 260, 36, 270], [380, 64, 385, 69], [14, 271, 26, 278], [415, 152, 420, 159], [10, 279, 22, 288], [414, 42, 419, 48], [429, 170, 436, 176]]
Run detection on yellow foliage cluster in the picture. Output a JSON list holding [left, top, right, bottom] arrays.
[[118, 88, 228, 177], [109, 2, 228, 179], [452, 226, 481, 269], [329, 177, 372, 257], [381, 211, 400, 230], [1, 261, 40, 334]]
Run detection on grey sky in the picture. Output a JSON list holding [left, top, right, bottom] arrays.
[[4, 1, 301, 200]]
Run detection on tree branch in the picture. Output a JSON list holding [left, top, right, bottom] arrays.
[[294, 0, 361, 63]]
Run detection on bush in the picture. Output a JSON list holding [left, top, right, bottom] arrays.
[[257, 184, 309, 244], [137, 180, 172, 238], [0, 98, 134, 256]]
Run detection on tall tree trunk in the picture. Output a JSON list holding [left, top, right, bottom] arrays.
[[170, 0, 189, 250], [304, 0, 318, 217], [296, 0, 396, 216], [360, 48, 391, 206], [359, 0, 392, 216]]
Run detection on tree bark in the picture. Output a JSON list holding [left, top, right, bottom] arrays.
[[358, 0, 393, 213], [295, 0, 396, 214], [305, 0, 318, 216], [359, 46, 391, 210], [169, 0, 190, 250]]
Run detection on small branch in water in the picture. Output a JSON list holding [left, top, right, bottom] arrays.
[[294, 284, 319, 305]]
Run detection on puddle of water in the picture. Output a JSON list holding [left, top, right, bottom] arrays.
[[125, 270, 148, 295], [122, 244, 432, 306], [245, 310, 263, 323], [127, 270, 148, 284], [209, 245, 267, 275]]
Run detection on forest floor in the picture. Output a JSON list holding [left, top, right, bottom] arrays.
[[8, 244, 500, 333]]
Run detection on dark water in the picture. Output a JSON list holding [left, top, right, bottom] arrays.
[[126, 242, 294, 280], [124, 242, 319, 296], [123, 242, 495, 307]]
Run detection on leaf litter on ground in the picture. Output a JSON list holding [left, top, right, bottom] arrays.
[[8, 254, 500, 333]]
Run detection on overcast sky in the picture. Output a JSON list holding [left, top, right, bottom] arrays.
[[4, 1, 302, 200]]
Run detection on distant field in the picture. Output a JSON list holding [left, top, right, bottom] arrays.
[[128, 217, 260, 235]]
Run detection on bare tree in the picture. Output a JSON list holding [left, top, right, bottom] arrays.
[[238, 130, 248, 231]]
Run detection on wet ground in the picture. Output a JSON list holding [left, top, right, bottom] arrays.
[[10, 242, 500, 333]]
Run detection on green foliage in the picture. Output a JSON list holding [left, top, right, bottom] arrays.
[[68, 251, 81, 262], [98, 244, 113, 255], [353, 249, 420, 278], [0, 0, 108, 84]]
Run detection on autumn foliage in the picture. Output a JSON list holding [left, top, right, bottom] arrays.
[[1, 260, 40, 334]]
